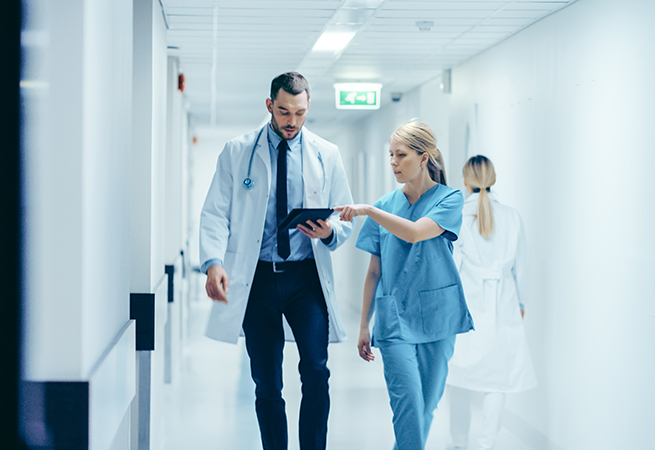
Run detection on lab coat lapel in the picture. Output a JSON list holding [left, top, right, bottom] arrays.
[[253, 125, 272, 192], [301, 129, 323, 207]]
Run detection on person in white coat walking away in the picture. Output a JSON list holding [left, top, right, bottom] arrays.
[[200, 72, 354, 450], [446, 155, 537, 450]]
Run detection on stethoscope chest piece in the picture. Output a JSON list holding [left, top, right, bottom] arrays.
[[242, 177, 254, 189]]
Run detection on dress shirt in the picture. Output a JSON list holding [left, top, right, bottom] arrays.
[[259, 123, 313, 262]]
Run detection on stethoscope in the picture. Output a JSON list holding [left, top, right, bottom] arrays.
[[242, 127, 265, 190], [242, 126, 326, 190]]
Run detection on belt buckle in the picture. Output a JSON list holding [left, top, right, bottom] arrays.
[[272, 261, 285, 273]]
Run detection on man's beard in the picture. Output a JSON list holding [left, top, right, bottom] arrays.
[[271, 115, 303, 141]]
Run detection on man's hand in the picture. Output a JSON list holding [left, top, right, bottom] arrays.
[[206, 265, 229, 304], [297, 219, 333, 240]]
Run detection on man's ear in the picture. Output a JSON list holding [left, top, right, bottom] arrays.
[[266, 98, 273, 114]]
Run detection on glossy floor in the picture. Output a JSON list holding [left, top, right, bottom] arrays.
[[162, 297, 533, 450]]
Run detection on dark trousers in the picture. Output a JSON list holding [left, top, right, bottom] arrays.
[[242, 260, 330, 450]]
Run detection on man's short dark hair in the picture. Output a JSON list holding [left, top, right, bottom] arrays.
[[270, 72, 311, 101]]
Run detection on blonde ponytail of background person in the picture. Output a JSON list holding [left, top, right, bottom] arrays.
[[392, 121, 447, 185], [463, 155, 496, 238]]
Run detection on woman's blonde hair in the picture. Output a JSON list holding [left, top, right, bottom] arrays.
[[392, 121, 447, 185], [463, 155, 496, 238]]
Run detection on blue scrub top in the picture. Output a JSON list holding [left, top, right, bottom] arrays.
[[356, 184, 474, 346]]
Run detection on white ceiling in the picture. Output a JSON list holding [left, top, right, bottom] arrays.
[[162, 0, 576, 134]]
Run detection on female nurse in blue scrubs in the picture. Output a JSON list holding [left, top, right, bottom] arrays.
[[336, 121, 474, 450]]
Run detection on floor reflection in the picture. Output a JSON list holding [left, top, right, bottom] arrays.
[[162, 292, 532, 450]]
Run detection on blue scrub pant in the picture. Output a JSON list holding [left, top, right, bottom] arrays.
[[379, 336, 456, 450], [242, 260, 330, 450]]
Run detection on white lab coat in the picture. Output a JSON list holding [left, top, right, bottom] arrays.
[[199, 125, 354, 344], [447, 193, 537, 392]]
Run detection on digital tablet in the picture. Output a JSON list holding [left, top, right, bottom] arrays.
[[277, 208, 334, 232]]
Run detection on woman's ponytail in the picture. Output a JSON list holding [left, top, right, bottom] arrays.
[[463, 156, 496, 239]]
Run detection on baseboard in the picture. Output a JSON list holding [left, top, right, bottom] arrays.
[[21, 321, 136, 450]]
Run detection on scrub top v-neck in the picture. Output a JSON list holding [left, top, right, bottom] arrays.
[[356, 184, 474, 346]]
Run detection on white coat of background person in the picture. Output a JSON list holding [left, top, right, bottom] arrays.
[[446, 155, 537, 450]]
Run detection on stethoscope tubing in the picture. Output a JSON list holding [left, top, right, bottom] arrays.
[[242, 126, 266, 190], [242, 125, 325, 190]]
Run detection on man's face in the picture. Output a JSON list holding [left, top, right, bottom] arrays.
[[266, 89, 310, 141]]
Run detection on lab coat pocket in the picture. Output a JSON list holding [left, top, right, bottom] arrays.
[[374, 295, 402, 341], [419, 284, 460, 336]]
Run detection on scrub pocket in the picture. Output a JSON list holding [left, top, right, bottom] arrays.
[[373, 295, 402, 341], [419, 284, 461, 336]]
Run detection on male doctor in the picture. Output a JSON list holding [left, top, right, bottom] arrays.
[[199, 72, 354, 450]]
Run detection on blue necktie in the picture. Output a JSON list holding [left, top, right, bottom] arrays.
[[277, 139, 290, 259]]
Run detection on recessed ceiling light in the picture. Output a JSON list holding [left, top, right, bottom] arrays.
[[312, 30, 357, 52]]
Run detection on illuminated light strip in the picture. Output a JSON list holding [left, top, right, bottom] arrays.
[[20, 80, 49, 89]]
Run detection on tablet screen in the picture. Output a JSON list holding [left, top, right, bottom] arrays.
[[277, 208, 334, 232]]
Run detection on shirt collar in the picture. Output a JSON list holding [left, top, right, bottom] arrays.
[[267, 122, 302, 151]]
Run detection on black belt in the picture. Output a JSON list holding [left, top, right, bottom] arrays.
[[257, 259, 315, 273]]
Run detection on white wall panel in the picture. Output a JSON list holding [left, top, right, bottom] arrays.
[[24, 0, 134, 381], [132, 0, 169, 293], [152, 2, 169, 292], [81, 0, 134, 380], [24, 0, 85, 380]]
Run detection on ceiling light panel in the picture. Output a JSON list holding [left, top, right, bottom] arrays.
[[212, 8, 335, 18], [163, 0, 212, 6], [167, 15, 213, 25], [479, 17, 534, 26], [213, 16, 329, 24], [369, 17, 486, 26], [167, 7, 213, 14], [504, 2, 570, 10], [381, 2, 510, 11], [312, 30, 358, 52], [215, 0, 340, 8], [473, 25, 523, 33], [492, 9, 553, 19], [161, 0, 578, 129]]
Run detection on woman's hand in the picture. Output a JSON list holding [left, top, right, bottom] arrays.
[[358, 327, 375, 362], [334, 204, 371, 222]]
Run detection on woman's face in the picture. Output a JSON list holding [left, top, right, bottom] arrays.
[[389, 137, 426, 184]]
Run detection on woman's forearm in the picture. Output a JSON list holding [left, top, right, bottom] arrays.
[[361, 272, 379, 329], [361, 256, 381, 329], [365, 205, 444, 243]]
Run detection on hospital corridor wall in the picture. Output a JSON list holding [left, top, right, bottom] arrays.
[[321, 1, 655, 449], [19, 0, 193, 449]]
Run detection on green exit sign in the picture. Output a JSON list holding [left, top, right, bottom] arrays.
[[334, 83, 382, 110]]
